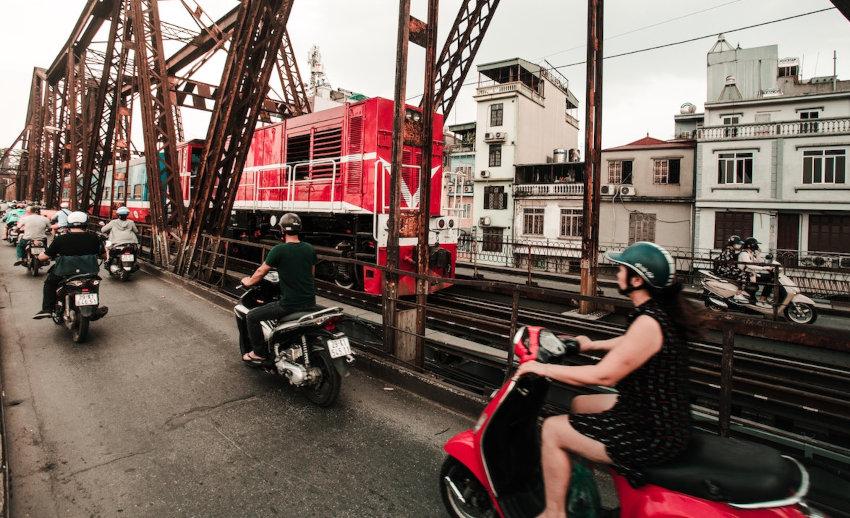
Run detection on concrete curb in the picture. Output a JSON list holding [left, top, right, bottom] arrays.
[[138, 263, 487, 418]]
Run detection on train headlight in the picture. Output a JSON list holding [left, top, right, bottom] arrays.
[[448, 219, 455, 229], [437, 218, 446, 229]]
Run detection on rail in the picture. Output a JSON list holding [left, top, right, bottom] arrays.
[[697, 116, 850, 141], [475, 81, 544, 104], [513, 183, 583, 197]]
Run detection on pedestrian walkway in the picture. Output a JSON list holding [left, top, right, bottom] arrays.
[[0, 245, 469, 517]]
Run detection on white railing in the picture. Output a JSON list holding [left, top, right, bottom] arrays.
[[697, 117, 850, 141], [513, 183, 584, 197], [475, 81, 544, 104]]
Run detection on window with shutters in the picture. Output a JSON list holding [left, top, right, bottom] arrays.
[[483, 185, 507, 210], [713, 211, 753, 248], [717, 152, 753, 184], [559, 209, 582, 238], [653, 159, 681, 184], [482, 227, 504, 252], [489, 144, 502, 167], [489, 103, 504, 127], [808, 214, 850, 253], [523, 208, 545, 235], [628, 213, 656, 244], [803, 149, 845, 184], [608, 160, 633, 184]]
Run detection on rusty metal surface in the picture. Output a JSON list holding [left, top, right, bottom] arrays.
[[428, 0, 501, 117], [414, 0, 440, 368], [579, 0, 604, 313], [177, 0, 296, 275], [276, 29, 311, 117]]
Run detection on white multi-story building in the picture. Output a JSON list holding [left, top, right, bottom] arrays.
[[692, 36, 850, 262], [443, 122, 476, 231], [471, 58, 580, 259]]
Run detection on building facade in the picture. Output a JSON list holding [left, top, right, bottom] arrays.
[[471, 58, 580, 261], [444, 122, 476, 231], [693, 37, 850, 263]]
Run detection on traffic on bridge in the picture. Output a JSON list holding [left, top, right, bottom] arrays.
[[0, 1, 849, 517]]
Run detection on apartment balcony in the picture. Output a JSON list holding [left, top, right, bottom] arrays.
[[447, 143, 476, 154], [514, 183, 583, 197], [565, 112, 579, 128], [697, 117, 850, 141], [475, 81, 544, 105]]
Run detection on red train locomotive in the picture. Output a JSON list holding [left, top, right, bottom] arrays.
[[99, 98, 459, 295]]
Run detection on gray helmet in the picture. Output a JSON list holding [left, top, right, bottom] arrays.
[[279, 213, 302, 235]]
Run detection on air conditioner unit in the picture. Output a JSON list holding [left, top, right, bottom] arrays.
[[619, 185, 636, 196], [484, 131, 506, 143], [479, 216, 492, 227], [480, 170, 491, 179], [600, 185, 614, 195]]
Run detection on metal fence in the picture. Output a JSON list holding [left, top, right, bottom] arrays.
[[457, 233, 850, 299]]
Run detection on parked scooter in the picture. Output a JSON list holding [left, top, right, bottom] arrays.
[[440, 326, 814, 518], [700, 263, 818, 324], [51, 273, 108, 343], [24, 238, 47, 276], [234, 271, 354, 407], [104, 242, 139, 281]]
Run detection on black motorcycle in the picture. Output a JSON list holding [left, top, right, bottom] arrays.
[[234, 272, 354, 407], [105, 243, 139, 281], [52, 274, 108, 343], [24, 238, 47, 276]]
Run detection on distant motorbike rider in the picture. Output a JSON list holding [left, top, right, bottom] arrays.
[[3, 203, 26, 233], [239, 213, 318, 364], [515, 242, 703, 517], [33, 211, 108, 320], [714, 235, 748, 303], [51, 201, 72, 232], [14, 205, 51, 266], [738, 237, 775, 304], [101, 206, 139, 250]]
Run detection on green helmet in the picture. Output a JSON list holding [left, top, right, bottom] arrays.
[[605, 241, 676, 289]]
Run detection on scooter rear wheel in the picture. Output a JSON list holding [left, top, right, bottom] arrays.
[[72, 313, 90, 343], [302, 349, 341, 407], [440, 457, 494, 518]]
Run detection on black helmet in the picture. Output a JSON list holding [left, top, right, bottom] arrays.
[[727, 235, 743, 246], [279, 213, 302, 235], [743, 237, 760, 250]]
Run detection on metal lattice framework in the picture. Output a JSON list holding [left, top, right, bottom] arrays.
[[177, 0, 296, 275], [428, 0, 501, 116]]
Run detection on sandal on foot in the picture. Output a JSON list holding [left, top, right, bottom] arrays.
[[242, 351, 267, 364]]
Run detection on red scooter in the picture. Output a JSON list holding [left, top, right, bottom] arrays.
[[439, 326, 816, 518]]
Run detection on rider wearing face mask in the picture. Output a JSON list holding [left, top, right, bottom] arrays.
[[516, 242, 702, 518]]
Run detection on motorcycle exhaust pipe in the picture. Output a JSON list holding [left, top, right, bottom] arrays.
[[708, 297, 729, 309]]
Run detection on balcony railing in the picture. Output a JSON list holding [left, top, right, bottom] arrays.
[[476, 81, 544, 104], [513, 183, 583, 197], [447, 143, 475, 153], [697, 117, 850, 141]]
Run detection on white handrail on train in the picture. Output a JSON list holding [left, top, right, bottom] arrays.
[[291, 158, 339, 212]]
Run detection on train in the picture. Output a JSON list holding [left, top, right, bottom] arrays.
[[97, 97, 459, 296]]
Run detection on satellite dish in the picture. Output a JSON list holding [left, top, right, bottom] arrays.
[[270, 215, 278, 227]]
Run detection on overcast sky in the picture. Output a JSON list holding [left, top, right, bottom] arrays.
[[1, 0, 848, 151]]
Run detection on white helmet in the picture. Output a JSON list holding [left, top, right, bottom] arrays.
[[67, 211, 88, 228], [60, 201, 70, 209]]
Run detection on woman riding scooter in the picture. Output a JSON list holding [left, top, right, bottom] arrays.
[[515, 241, 702, 518]]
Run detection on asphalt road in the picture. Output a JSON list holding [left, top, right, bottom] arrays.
[[0, 245, 469, 517]]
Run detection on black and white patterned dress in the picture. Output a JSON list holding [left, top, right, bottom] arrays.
[[571, 300, 692, 486]]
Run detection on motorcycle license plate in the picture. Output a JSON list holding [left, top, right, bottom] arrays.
[[327, 337, 352, 359], [122, 254, 135, 262], [31, 247, 44, 255], [75, 293, 99, 306]]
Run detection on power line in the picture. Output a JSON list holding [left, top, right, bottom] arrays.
[[537, 0, 743, 61], [407, 6, 837, 103]]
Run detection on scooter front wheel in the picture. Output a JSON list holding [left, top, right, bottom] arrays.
[[440, 457, 494, 518], [785, 302, 817, 325]]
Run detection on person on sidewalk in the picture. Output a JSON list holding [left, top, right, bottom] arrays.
[[239, 213, 318, 364]]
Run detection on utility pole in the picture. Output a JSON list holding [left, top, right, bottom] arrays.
[[383, 0, 412, 355], [579, 0, 603, 314]]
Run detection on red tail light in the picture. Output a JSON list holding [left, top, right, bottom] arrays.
[[323, 317, 340, 332], [82, 288, 90, 293]]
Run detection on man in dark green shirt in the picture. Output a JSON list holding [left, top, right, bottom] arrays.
[[240, 213, 317, 363]]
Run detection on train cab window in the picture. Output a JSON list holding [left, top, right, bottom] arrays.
[[133, 184, 143, 200], [116, 186, 125, 200]]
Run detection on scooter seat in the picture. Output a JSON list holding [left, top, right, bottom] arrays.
[[279, 305, 327, 323], [642, 433, 803, 505]]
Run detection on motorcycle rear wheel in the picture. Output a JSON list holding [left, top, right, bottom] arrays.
[[302, 349, 341, 407], [72, 313, 90, 343], [439, 457, 494, 518], [29, 257, 39, 277]]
